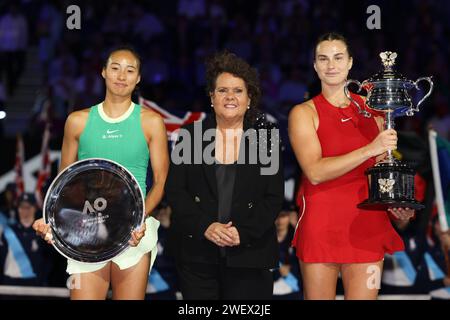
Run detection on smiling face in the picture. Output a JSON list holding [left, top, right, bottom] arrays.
[[314, 40, 353, 86], [101, 50, 141, 98], [210, 72, 250, 124]]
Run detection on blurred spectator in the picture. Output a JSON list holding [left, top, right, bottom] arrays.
[[0, 3, 28, 95], [74, 60, 104, 109], [428, 94, 450, 140], [432, 219, 450, 284], [288, 206, 300, 230], [208, 0, 227, 22], [30, 85, 54, 130], [278, 66, 308, 106], [0, 193, 51, 286], [0, 79, 5, 136], [141, 45, 170, 87], [48, 44, 77, 120], [281, 0, 310, 16], [273, 209, 302, 299], [0, 183, 18, 225], [177, 0, 206, 19], [48, 44, 78, 85], [101, 4, 130, 37], [146, 205, 179, 300], [193, 38, 214, 87], [381, 213, 450, 298], [36, 0, 63, 71], [0, 80, 5, 104], [224, 28, 252, 62], [259, 66, 280, 113], [131, 4, 166, 45]]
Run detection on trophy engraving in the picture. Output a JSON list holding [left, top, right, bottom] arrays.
[[379, 51, 397, 69], [378, 178, 395, 194]]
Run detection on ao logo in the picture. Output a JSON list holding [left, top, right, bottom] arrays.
[[83, 197, 107, 214]]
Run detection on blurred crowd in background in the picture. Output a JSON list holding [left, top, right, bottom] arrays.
[[0, 0, 449, 299]]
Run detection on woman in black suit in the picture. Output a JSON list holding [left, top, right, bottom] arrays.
[[166, 51, 284, 300]]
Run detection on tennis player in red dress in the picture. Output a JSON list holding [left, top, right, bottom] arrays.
[[288, 33, 415, 300]]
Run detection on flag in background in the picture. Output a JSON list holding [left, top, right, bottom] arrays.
[[429, 129, 450, 232], [139, 96, 206, 142], [14, 134, 25, 200], [139, 96, 206, 189], [35, 123, 51, 208]]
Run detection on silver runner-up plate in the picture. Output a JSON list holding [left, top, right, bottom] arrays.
[[43, 158, 145, 263]]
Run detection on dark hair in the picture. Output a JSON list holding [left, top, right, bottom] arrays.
[[18, 193, 37, 207], [205, 51, 261, 125], [314, 32, 352, 60], [103, 45, 142, 74]]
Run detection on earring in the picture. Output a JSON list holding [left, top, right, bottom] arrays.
[[247, 105, 250, 109], [211, 103, 214, 108]]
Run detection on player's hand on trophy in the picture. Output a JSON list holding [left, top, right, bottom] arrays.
[[366, 129, 397, 157], [32, 218, 54, 244], [129, 222, 146, 247], [388, 207, 415, 220]]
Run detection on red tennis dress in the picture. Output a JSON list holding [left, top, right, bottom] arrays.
[[291, 93, 404, 263]]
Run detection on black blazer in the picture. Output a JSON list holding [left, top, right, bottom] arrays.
[[166, 115, 284, 269]]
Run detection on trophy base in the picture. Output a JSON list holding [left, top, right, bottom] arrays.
[[357, 199, 424, 211], [362, 160, 424, 211]]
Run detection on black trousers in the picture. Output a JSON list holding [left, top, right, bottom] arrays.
[[176, 258, 273, 300]]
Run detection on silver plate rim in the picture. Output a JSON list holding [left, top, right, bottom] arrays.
[[43, 157, 145, 264]]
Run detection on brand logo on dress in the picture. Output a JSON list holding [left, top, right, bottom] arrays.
[[341, 117, 352, 123], [102, 129, 123, 139], [378, 178, 395, 193]]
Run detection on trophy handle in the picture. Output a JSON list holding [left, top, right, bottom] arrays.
[[413, 76, 434, 112], [344, 79, 371, 118]]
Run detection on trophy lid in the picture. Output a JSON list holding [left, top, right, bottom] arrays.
[[366, 51, 408, 82]]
